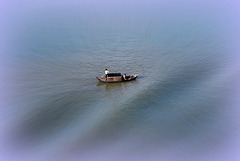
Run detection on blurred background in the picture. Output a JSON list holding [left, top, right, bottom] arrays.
[[0, 0, 240, 160]]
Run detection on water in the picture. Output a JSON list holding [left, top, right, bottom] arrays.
[[1, 0, 240, 161]]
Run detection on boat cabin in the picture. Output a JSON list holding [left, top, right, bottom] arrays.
[[106, 73, 122, 82]]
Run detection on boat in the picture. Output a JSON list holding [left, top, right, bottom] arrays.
[[96, 73, 139, 83]]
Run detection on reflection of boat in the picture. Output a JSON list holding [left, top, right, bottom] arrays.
[[96, 73, 139, 83]]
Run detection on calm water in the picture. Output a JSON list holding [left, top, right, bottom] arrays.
[[1, 1, 240, 161]]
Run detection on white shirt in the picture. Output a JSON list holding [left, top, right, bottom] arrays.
[[105, 70, 109, 74]]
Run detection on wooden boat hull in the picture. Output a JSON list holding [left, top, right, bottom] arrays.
[[96, 74, 139, 83]]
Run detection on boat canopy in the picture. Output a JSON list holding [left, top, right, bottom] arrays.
[[107, 73, 122, 77]]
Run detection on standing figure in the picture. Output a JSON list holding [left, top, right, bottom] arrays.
[[105, 69, 110, 81], [105, 69, 110, 75]]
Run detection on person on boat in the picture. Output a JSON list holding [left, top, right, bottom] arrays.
[[105, 69, 110, 75], [104, 69, 110, 80], [123, 73, 130, 80]]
